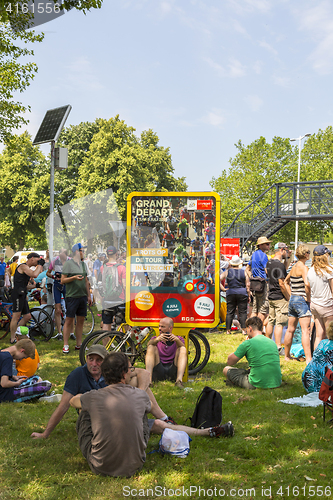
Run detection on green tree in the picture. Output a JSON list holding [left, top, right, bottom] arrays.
[[0, 132, 49, 250], [0, 22, 44, 142], [55, 119, 103, 207], [211, 131, 333, 246], [76, 115, 187, 219]]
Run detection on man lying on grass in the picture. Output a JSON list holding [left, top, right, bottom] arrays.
[[70, 352, 234, 477], [223, 316, 282, 390], [0, 338, 51, 402], [31, 345, 176, 439]]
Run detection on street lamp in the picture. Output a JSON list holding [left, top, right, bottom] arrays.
[[290, 133, 311, 250]]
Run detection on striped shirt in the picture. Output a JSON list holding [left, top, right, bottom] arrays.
[[290, 275, 306, 297]]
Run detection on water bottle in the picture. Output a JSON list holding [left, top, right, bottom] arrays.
[[132, 327, 150, 344]]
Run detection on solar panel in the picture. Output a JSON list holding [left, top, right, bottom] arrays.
[[33, 105, 72, 145]]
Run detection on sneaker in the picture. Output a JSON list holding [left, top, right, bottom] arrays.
[[52, 333, 63, 340], [209, 421, 234, 438], [166, 416, 177, 425], [70, 333, 76, 341], [74, 345, 82, 351], [39, 393, 62, 403], [175, 380, 184, 389], [63, 345, 69, 354]]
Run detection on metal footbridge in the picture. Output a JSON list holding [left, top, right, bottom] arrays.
[[222, 180, 333, 255]]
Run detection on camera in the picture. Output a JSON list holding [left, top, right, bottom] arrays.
[[166, 335, 174, 347]]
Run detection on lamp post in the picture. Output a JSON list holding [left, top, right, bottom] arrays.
[[290, 133, 311, 250]]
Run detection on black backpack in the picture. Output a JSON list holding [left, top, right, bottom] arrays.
[[190, 386, 222, 429]]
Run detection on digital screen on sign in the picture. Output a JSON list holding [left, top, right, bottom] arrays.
[[126, 192, 220, 327]]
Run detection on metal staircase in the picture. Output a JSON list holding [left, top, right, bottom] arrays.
[[222, 180, 333, 255]]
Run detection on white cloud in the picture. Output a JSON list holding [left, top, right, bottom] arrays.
[[272, 75, 291, 88], [228, 58, 246, 77], [253, 60, 263, 74], [226, 0, 271, 15], [297, 1, 333, 75], [201, 109, 225, 127], [204, 56, 246, 78], [59, 57, 105, 92], [259, 40, 278, 56], [244, 95, 263, 112]]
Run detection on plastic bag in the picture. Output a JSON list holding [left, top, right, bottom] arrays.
[[158, 428, 191, 458]]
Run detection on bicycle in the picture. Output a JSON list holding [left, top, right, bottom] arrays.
[[0, 301, 54, 342], [79, 322, 210, 376]]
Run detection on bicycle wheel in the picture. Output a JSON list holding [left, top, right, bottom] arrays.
[[0, 308, 11, 340], [79, 329, 136, 365], [28, 308, 54, 341], [82, 305, 95, 335], [188, 332, 201, 373], [79, 329, 109, 365], [188, 329, 210, 375], [92, 331, 137, 363]]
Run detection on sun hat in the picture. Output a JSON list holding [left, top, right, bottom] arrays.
[[256, 236, 272, 246], [230, 255, 243, 267]]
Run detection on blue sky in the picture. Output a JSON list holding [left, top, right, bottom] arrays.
[[17, 0, 333, 191]]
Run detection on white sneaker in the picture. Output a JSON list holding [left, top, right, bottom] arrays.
[[39, 393, 62, 403]]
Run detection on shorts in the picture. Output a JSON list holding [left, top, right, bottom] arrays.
[[268, 299, 289, 326], [310, 302, 333, 319], [102, 307, 117, 325], [226, 367, 256, 390], [288, 295, 311, 318], [65, 296, 87, 318], [11, 290, 29, 315], [152, 362, 177, 382], [252, 284, 269, 316], [53, 280, 66, 304]]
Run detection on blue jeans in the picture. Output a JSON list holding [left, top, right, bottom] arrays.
[[288, 295, 311, 318]]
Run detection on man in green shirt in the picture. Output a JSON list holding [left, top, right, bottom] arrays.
[[223, 317, 282, 389], [61, 243, 92, 354]]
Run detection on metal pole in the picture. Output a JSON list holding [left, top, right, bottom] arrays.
[[290, 133, 311, 251], [49, 140, 55, 262], [295, 138, 301, 250], [47, 140, 55, 307]]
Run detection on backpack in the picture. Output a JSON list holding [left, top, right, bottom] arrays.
[[102, 263, 123, 302], [190, 386, 222, 429]]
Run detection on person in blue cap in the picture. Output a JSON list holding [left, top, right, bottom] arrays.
[[61, 243, 92, 354]]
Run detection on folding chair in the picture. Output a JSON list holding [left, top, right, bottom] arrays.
[[319, 366, 333, 422]]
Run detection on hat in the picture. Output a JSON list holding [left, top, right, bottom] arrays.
[[256, 236, 272, 246], [274, 242, 288, 250], [313, 245, 332, 257], [72, 243, 87, 253], [106, 245, 117, 255], [230, 255, 243, 266], [86, 345, 109, 359], [27, 252, 40, 259]]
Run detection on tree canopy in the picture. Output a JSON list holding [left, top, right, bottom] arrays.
[[211, 127, 333, 245], [0, 22, 44, 143], [0, 132, 50, 250], [75, 115, 187, 218]]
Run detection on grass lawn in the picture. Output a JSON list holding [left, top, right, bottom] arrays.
[[0, 330, 332, 500]]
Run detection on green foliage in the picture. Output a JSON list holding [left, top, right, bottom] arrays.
[[55, 119, 103, 207], [0, 132, 49, 249], [0, 22, 44, 142], [76, 115, 187, 218], [211, 129, 333, 245]]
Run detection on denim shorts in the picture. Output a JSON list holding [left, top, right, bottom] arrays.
[[288, 295, 311, 318]]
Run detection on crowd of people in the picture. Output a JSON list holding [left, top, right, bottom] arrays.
[[221, 236, 333, 395], [1, 229, 333, 477]]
